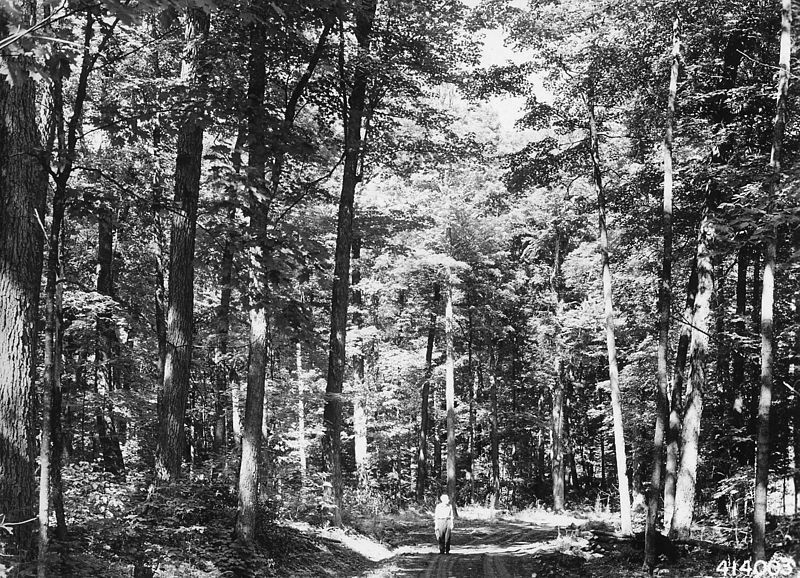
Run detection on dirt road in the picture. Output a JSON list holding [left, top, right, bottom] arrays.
[[363, 517, 592, 578]]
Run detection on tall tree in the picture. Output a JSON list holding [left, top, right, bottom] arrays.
[[40, 11, 122, 565], [645, 15, 679, 569], [236, 12, 269, 543], [587, 92, 632, 535], [155, 4, 210, 482], [322, 0, 377, 526], [444, 238, 458, 515], [0, 5, 48, 556], [753, 0, 790, 561]]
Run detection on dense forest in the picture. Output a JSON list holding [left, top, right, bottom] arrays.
[[2, 0, 800, 576]]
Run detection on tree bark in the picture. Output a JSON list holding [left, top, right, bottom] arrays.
[[155, 5, 210, 483], [323, 1, 376, 526], [753, 0, 790, 560], [645, 16, 679, 569], [587, 94, 632, 535], [663, 261, 697, 528], [236, 15, 269, 543], [0, 13, 47, 555], [670, 215, 714, 539]]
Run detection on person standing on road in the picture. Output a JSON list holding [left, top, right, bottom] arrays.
[[434, 494, 454, 554]]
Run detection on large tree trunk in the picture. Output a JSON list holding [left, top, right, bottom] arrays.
[[155, 6, 209, 483], [322, 1, 376, 526], [444, 254, 458, 516], [587, 95, 632, 535], [0, 18, 47, 555], [645, 17, 679, 569], [416, 285, 437, 503], [236, 16, 269, 543], [663, 261, 697, 528], [753, 0, 790, 560], [670, 215, 714, 539]]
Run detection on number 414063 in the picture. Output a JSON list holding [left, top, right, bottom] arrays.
[[716, 556, 797, 577]]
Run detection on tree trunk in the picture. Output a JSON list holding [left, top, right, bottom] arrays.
[[39, 63, 70, 572], [0, 19, 47, 555], [231, 377, 242, 446], [433, 388, 443, 484], [416, 285, 438, 503], [236, 16, 269, 543], [95, 201, 125, 477], [551, 368, 565, 511], [551, 226, 566, 511], [663, 261, 698, 529], [587, 94, 632, 535], [322, 1, 376, 526], [645, 17, 679, 569], [467, 309, 476, 505], [489, 348, 501, 509], [753, 0, 790, 560], [444, 253, 458, 516], [670, 215, 714, 539], [155, 6, 209, 483]]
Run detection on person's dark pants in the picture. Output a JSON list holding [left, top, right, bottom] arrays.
[[435, 519, 452, 554]]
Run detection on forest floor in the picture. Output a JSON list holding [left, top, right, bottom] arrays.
[[19, 467, 800, 577]]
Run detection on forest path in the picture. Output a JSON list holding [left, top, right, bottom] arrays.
[[360, 516, 591, 578]]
